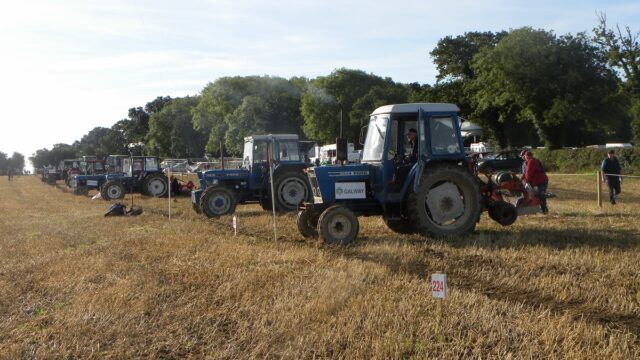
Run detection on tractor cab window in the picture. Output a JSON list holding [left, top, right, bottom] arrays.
[[133, 159, 143, 171], [123, 158, 133, 177], [242, 141, 253, 170], [145, 157, 158, 171], [107, 157, 124, 173], [387, 119, 398, 160], [362, 115, 389, 162], [278, 141, 300, 162], [429, 116, 461, 155], [253, 142, 268, 164]]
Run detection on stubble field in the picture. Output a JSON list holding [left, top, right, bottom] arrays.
[[1, 174, 639, 358]]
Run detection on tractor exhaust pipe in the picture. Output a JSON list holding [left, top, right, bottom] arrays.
[[336, 103, 348, 165]]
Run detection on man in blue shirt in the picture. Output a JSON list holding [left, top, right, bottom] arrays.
[[601, 150, 622, 205]]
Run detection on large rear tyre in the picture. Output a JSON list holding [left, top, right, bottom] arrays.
[[297, 209, 320, 238], [383, 217, 417, 234], [200, 186, 237, 218], [318, 205, 359, 245], [273, 172, 312, 212], [407, 165, 482, 237], [101, 180, 125, 200], [144, 173, 168, 197]]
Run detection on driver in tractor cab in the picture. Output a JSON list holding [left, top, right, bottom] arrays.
[[405, 128, 418, 163], [391, 127, 418, 192]]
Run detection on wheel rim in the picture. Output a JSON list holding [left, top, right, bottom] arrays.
[[147, 178, 166, 196], [326, 213, 352, 241], [108, 185, 122, 199], [207, 191, 231, 215], [278, 177, 308, 208], [424, 181, 466, 226]]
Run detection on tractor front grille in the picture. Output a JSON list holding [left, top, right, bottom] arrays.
[[308, 170, 321, 198]]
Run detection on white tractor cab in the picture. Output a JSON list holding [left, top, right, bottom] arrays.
[[319, 143, 360, 165]]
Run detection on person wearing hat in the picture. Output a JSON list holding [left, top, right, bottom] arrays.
[[601, 149, 622, 205], [522, 150, 549, 214], [406, 128, 418, 163]]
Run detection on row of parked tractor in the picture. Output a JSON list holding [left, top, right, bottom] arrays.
[[41, 155, 171, 200], [42, 103, 548, 245]]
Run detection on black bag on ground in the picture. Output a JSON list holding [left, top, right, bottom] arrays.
[[126, 207, 143, 216], [105, 202, 126, 217]]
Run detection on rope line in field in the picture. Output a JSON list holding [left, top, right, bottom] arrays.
[[547, 172, 640, 178]]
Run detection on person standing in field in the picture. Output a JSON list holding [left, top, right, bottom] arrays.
[[523, 150, 549, 214], [601, 149, 622, 205]]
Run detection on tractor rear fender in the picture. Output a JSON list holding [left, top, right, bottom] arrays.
[[272, 163, 307, 177], [202, 169, 250, 187]]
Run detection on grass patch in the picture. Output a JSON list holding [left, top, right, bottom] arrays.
[[0, 175, 639, 358]]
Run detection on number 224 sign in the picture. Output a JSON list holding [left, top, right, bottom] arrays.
[[431, 273, 448, 299]]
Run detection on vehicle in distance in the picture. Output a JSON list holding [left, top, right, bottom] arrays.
[[476, 150, 523, 173]]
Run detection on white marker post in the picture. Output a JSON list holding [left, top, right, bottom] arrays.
[[168, 162, 172, 220], [232, 215, 237, 236], [431, 273, 448, 299]]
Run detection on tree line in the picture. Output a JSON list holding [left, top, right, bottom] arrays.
[[30, 17, 640, 169], [0, 152, 25, 174]]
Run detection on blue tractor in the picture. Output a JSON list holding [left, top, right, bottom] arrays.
[[296, 103, 486, 245], [100, 156, 169, 200], [192, 134, 312, 217], [70, 155, 128, 196]]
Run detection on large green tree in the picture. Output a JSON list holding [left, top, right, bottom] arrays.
[[76, 127, 128, 157], [427, 31, 528, 146], [470, 28, 622, 148], [145, 96, 172, 115], [301, 68, 390, 144], [350, 83, 411, 132], [8, 152, 25, 173], [0, 152, 7, 172], [111, 107, 151, 155], [193, 76, 305, 155], [593, 13, 640, 143], [428, 32, 507, 116], [29, 143, 77, 169], [146, 96, 206, 158]]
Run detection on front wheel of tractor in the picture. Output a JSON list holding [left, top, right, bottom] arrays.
[[200, 186, 237, 218], [318, 205, 359, 245]]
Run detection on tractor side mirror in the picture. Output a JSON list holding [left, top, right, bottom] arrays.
[[336, 138, 348, 164]]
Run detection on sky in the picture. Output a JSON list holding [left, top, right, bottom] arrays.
[[1, 0, 639, 170]]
